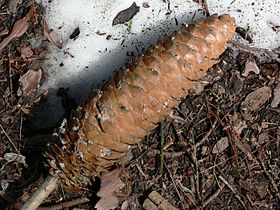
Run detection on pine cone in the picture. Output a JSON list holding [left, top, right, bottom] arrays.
[[45, 14, 236, 190]]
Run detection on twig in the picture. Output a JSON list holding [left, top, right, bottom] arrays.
[[160, 122, 165, 173], [218, 175, 247, 209], [203, 182, 225, 207], [37, 197, 90, 210], [0, 123, 19, 153], [20, 176, 59, 210], [164, 160, 187, 209], [231, 40, 280, 63], [258, 158, 280, 200]]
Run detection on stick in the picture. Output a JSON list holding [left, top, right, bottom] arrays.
[[20, 176, 59, 210]]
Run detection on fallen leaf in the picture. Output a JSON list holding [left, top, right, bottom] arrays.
[[95, 168, 122, 210], [4, 152, 28, 167], [0, 16, 29, 52], [242, 59, 260, 77], [70, 27, 80, 40], [1, 179, 9, 191], [42, 19, 63, 49], [112, 2, 140, 26], [271, 82, 280, 108], [212, 137, 229, 154], [18, 69, 42, 96], [19, 45, 33, 58], [241, 86, 272, 112], [8, 0, 23, 13]]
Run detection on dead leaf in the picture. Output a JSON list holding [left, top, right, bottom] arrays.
[[42, 19, 63, 49], [241, 86, 272, 112], [70, 27, 80, 40], [112, 2, 140, 26], [242, 59, 260, 77], [19, 45, 33, 58], [271, 82, 280, 108], [95, 168, 123, 210], [1, 179, 9, 191], [4, 152, 28, 167], [8, 0, 23, 13], [0, 16, 29, 52], [18, 69, 42, 96], [212, 137, 229, 154]]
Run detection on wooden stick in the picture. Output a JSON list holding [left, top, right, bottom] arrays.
[[20, 176, 58, 210]]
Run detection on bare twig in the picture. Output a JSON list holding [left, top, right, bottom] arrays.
[[20, 176, 58, 210], [164, 161, 187, 209], [37, 197, 90, 210], [203, 181, 225, 207], [0, 123, 19, 153], [231, 40, 280, 63], [218, 175, 247, 209]]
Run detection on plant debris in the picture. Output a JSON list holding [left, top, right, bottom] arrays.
[[242, 58, 260, 76], [235, 26, 253, 43], [271, 82, 280, 108], [18, 69, 42, 96], [112, 2, 140, 26], [42, 19, 63, 49], [95, 169, 123, 210], [69, 27, 80, 40]]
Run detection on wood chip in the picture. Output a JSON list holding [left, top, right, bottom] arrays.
[[212, 137, 229, 154], [143, 191, 178, 210]]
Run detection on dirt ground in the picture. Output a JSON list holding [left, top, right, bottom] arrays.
[[0, 1, 279, 210]]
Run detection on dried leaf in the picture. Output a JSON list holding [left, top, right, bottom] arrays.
[[19, 45, 33, 58], [241, 86, 272, 112], [271, 82, 280, 108], [1, 179, 9, 191], [4, 152, 28, 167], [42, 19, 63, 49], [0, 17, 29, 52], [70, 27, 80, 40], [19, 69, 42, 96], [112, 2, 140, 26], [242, 59, 260, 77], [95, 168, 122, 210], [8, 0, 23, 13], [212, 137, 229, 154]]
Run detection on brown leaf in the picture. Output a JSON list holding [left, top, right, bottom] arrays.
[[19, 69, 42, 96], [0, 17, 29, 52], [95, 168, 122, 210], [212, 137, 229, 154], [8, 0, 23, 13], [42, 19, 63, 49], [19, 45, 33, 58], [112, 2, 140, 26], [242, 59, 260, 77], [241, 86, 272, 112], [271, 82, 280, 108]]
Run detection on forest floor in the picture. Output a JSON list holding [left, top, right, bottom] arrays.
[[0, 1, 279, 209]]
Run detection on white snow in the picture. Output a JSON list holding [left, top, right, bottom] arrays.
[[32, 0, 280, 129]]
